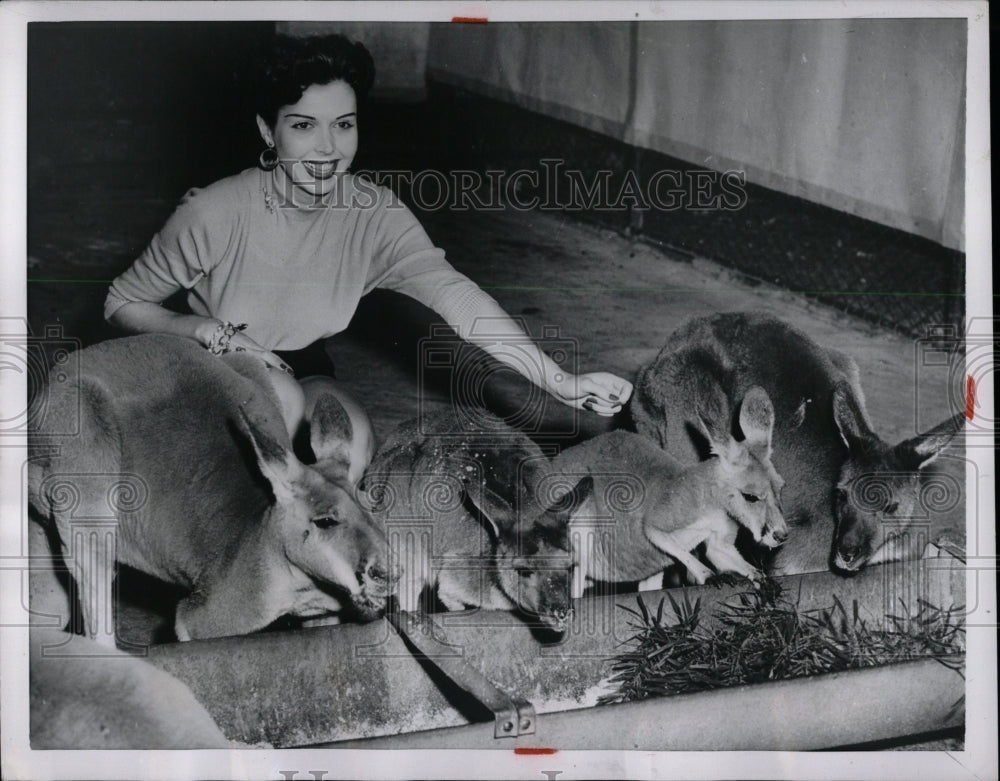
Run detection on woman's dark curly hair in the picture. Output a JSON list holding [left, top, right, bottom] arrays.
[[255, 34, 375, 128]]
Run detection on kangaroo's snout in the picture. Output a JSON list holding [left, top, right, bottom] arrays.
[[541, 604, 574, 633], [363, 561, 385, 583], [350, 570, 394, 618], [831, 503, 877, 573], [345, 553, 399, 620], [553, 605, 573, 625], [361, 560, 401, 587], [758, 522, 788, 549], [832, 528, 871, 573], [833, 542, 867, 574]]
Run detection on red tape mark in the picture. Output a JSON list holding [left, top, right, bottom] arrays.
[[451, 16, 488, 23], [966, 375, 975, 420], [514, 748, 558, 755]]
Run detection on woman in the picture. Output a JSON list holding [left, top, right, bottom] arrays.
[[105, 34, 632, 447]]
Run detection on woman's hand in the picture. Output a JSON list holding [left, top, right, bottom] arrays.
[[231, 335, 294, 375], [552, 372, 633, 417], [197, 319, 293, 374], [111, 304, 294, 374]]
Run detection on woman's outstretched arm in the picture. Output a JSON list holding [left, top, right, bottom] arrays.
[[366, 191, 633, 415], [452, 292, 632, 417], [380, 257, 632, 415]]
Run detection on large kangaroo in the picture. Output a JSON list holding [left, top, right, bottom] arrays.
[[28, 334, 397, 645], [631, 311, 964, 575], [555, 386, 787, 593]]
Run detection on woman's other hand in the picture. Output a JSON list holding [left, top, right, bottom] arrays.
[[553, 372, 633, 416], [110, 303, 292, 375], [234, 339, 294, 375], [200, 321, 293, 374]]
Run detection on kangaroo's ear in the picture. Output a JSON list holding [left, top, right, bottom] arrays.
[[237, 405, 302, 501], [310, 393, 353, 464], [695, 412, 740, 461], [896, 411, 965, 470], [738, 386, 775, 453], [832, 382, 879, 454], [693, 377, 733, 457], [462, 481, 513, 539], [694, 412, 746, 467]]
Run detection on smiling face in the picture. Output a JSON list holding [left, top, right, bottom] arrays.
[[256, 80, 359, 203]]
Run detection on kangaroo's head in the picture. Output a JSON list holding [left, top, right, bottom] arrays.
[[700, 386, 788, 548], [239, 396, 398, 620], [831, 384, 964, 573], [467, 466, 592, 633]]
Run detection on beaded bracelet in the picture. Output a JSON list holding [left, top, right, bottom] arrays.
[[207, 321, 248, 355]]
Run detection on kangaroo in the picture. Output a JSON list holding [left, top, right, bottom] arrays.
[[631, 311, 964, 575], [363, 410, 592, 632], [28, 334, 397, 645], [29, 629, 231, 748], [555, 386, 786, 594]]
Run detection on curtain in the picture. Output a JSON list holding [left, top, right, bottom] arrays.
[[427, 19, 967, 251]]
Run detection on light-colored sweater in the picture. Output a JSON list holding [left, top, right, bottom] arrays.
[[105, 167, 494, 351]]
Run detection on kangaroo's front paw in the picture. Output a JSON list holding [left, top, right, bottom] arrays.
[[173, 617, 191, 642], [685, 562, 714, 586], [705, 571, 745, 589], [637, 572, 665, 592], [301, 614, 343, 628]]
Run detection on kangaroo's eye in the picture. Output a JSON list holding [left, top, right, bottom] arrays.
[[312, 515, 341, 529], [884, 501, 899, 515], [741, 492, 760, 504]]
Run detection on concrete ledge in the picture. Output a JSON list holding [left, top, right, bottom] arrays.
[[144, 551, 964, 748], [330, 657, 964, 750]]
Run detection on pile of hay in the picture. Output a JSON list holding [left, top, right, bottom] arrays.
[[602, 578, 964, 707]]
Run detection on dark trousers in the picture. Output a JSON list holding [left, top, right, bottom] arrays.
[[274, 339, 337, 379]]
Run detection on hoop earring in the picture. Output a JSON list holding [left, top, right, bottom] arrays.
[[259, 144, 279, 171]]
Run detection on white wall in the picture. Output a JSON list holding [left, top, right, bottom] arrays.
[[427, 20, 967, 251]]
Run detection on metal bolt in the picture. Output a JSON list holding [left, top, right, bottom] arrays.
[[521, 718, 532, 730], [503, 721, 514, 732]]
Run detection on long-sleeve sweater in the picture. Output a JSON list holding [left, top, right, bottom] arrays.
[[105, 166, 495, 351]]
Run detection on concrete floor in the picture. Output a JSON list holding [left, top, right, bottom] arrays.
[[336, 204, 966, 451]]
